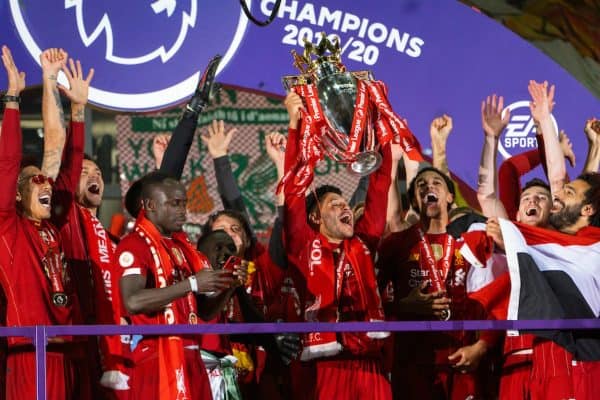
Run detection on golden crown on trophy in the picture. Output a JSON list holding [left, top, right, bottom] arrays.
[[283, 33, 371, 90], [291, 33, 345, 75]]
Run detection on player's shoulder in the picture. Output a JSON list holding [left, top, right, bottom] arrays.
[[380, 225, 419, 253], [115, 233, 151, 266], [116, 232, 147, 250]]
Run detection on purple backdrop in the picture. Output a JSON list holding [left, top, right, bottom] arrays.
[[1, 0, 599, 188]]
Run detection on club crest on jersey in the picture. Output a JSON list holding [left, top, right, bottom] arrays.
[[119, 251, 135, 268], [8, 0, 250, 111]]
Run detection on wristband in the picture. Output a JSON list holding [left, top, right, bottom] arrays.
[[188, 275, 199, 293], [1, 95, 20, 103]]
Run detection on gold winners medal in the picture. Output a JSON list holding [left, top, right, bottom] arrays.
[[440, 308, 451, 321], [52, 292, 69, 307]]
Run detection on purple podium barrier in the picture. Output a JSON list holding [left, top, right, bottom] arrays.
[[1, 319, 599, 400]]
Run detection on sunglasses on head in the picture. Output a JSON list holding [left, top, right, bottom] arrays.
[[27, 174, 54, 185]]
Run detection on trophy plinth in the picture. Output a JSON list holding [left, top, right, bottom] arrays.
[[351, 151, 382, 175]]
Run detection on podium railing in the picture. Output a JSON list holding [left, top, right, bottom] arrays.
[[1, 319, 599, 400]]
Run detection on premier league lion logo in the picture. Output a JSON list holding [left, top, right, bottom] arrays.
[[8, 0, 248, 111], [65, 0, 197, 65]]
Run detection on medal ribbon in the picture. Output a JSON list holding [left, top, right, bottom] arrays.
[[38, 226, 68, 303], [417, 228, 455, 293], [134, 213, 193, 400], [44, 249, 66, 296], [366, 80, 423, 161], [161, 239, 198, 324]]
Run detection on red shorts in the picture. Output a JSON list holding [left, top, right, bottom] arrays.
[[392, 363, 480, 400], [572, 360, 600, 400], [6, 347, 91, 400], [314, 357, 391, 400], [129, 343, 211, 400], [530, 339, 573, 400], [288, 360, 316, 400], [499, 361, 531, 400]]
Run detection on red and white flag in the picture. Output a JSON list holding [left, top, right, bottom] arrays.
[[466, 219, 600, 361]]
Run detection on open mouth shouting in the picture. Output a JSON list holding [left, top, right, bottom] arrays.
[[339, 210, 353, 227], [423, 192, 439, 205], [87, 181, 101, 195], [38, 193, 51, 209], [525, 207, 538, 217]]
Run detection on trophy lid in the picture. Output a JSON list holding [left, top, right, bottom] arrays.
[[283, 33, 374, 90], [291, 33, 346, 77]]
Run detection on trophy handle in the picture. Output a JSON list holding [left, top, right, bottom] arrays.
[[351, 70, 374, 81], [282, 74, 312, 92]]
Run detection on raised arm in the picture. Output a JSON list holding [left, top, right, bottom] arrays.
[[385, 143, 405, 232], [265, 131, 287, 207], [583, 118, 600, 173], [40, 48, 67, 180], [430, 114, 453, 176], [264, 131, 288, 268], [477, 94, 510, 219], [158, 55, 221, 179], [0, 46, 25, 214], [528, 80, 565, 195], [202, 120, 246, 211], [157, 116, 197, 179], [51, 59, 94, 225], [355, 143, 392, 251], [282, 92, 312, 260]]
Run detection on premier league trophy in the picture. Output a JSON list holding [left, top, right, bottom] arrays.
[[282, 33, 422, 176]]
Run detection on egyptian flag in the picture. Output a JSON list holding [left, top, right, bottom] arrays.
[[498, 219, 600, 361]]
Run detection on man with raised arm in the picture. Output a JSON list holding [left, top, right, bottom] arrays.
[[483, 81, 600, 400], [282, 91, 393, 399], [476, 93, 552, 399], [40, 51, 133, 398], [377, 162, 499, 400], [0, 46, 91, 400]]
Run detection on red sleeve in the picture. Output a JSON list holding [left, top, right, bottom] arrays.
[[250, 243, 285, 316], [115, 235, 152, 279], [354, 144, 392, 252], [0, 108, 21, 219], [498, 149, 540, 220], [51, 121, 85, 228], [283, 127, 314, 266]]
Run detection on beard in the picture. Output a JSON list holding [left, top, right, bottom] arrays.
[[549, 203, 583, 231]]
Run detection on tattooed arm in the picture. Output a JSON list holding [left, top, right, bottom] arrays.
[[41, 48, 68, 180], [477, 94, 510, 219]]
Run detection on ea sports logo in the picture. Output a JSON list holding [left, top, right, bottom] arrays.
[[8, 0, 250, 111], [499, 100, 559, 159]]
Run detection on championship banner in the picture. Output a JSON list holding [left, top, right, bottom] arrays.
[[116, 86, 362, 235], [3, 1, 600, 189]]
